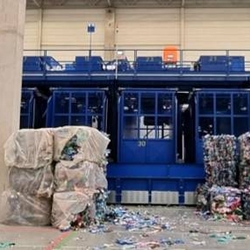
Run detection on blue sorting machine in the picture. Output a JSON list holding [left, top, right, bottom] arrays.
[[20, 89, 35, 129], [22, 54, 247, 76], [23, 56, 63, 72], [196, 56, 245, 72], [46, 88, 107, 131], [195, 89, 250, 164], [118, 89, 176, 164], [107, 89, 204, 205], [135, 57, 164, 72]]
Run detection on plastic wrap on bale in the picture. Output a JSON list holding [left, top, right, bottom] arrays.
[[53, 126, 110, 164], [54, 161, 107, 192], [8, 165, 54, 198], [51, 191, 96, 230], [0, 189, 52, 226], [4, 128, 53, 169]]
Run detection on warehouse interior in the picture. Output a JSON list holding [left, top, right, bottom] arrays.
[[1, 0, 250, 249]]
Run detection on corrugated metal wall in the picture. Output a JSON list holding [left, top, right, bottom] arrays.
[[185, 8, 250, 50], [115, 10, 179, 46], [42, 9, 105, 48], [24, 9, 106, 60], [24, 9, 41, 51], [24, 8, 250, 60], [184, 8, 250, 61]]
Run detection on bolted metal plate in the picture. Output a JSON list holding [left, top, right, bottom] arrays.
[[121, 191, 149, 204], [151, 191, 179, 205], [184, 191, 196, 205], [107, 191, 116, 204]]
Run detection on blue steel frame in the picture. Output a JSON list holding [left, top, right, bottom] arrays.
[[20, 89, 35, 129], [107, 163, 205, 204], [46, 88, 107, 131], [118, 89, 177, 164], [22, 49, 250, 85], [195, 89, 250, 164]]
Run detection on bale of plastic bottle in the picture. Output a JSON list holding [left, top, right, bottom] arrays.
[[4, 128, 53, 169], [0, 189, 52, 226], [53, 126, 110, 164], [54, 161, 107, 192], [8, 165, 54, 198], [51, 191, 96, 230]]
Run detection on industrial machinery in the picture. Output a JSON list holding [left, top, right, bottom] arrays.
[[20, 88, 35, 129], [46, 88, 107, 131], [194, 89, 250, 163], [21, 50, 250, 205], [118, 89, 176, 164]]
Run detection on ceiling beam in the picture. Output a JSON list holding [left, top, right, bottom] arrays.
[[120, 0, 139, 6], [107, 0, 114, 7], [48, 0, 69, 6], [155, 0, 175, 6], [89, 0, 102, 6], [32, 0, 42, 7]]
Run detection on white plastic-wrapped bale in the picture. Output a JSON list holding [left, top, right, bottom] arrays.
[[0, 189, 52, 226], [4, 128, 54, 169], [53, 126, 110, 164], [8, 165, 54, 198], [54, 161, 107, 192], [51, 191, 96, 230]]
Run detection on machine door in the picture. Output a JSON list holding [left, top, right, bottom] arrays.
[[119, 89, 176, 164], [195, 90, 250, 164], [20, 89, 35, 129], [46, 89, 107, 131]]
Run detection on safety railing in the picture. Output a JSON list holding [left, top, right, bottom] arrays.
[[22, 49, 250, 78]]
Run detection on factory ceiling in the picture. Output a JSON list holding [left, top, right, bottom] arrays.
[[27, 0, 250, 9]]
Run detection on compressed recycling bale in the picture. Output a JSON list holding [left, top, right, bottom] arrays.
[[195, 183, 210, 212], [242, 192, 250, 220], [203, 134, 237, 162], [0, 189, 52, 226], [203, 135, 237, 187], [53, 126, 110, 164], [238, 133, 250, 189], [51, 191, 96, 230], [54, 161, 107, 192], [204, 160, 237, 187], [8, 165, 54, 198], [239, 163, 250, 190], [239, 132, 250, 164], [4, 128, 53, 168], [209, 185, 242, 220]]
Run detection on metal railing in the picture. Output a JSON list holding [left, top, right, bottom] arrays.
[[22, 49, 250, 76]]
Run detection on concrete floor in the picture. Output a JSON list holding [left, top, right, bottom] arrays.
[[1, 206, 250, 250]]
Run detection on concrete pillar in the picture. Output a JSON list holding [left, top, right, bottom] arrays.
[[104, 8, 116, 61], [0, 0, 26, 193]]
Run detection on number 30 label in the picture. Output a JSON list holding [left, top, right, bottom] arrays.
[[138, 140, 146, 147]]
